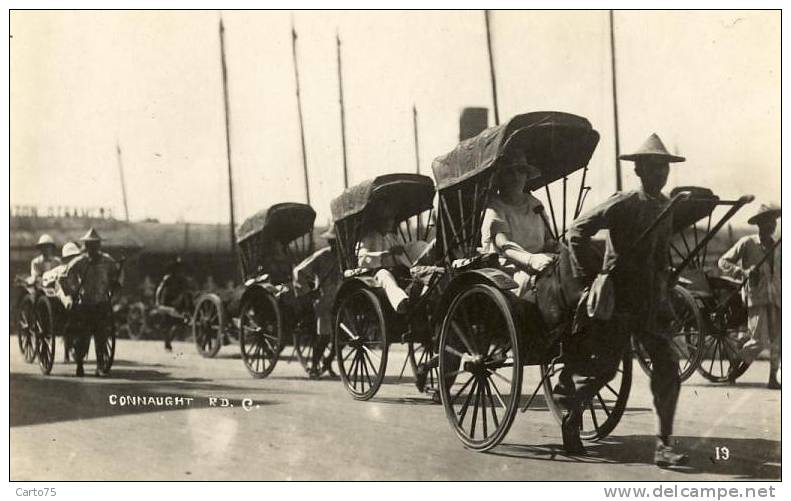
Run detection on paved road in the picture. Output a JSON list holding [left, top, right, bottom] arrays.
[[10, 338, 780, 480]]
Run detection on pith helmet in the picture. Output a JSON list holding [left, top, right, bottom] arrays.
[[61, 241, 81, 259], [619, 133, 685, 163], [35, 234, 56, 248], [80, 227, 102, 242]]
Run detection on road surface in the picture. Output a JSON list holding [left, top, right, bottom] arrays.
[[10, 338, 781, 480]]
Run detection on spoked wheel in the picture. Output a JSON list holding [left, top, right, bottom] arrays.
[[634, 286, 705, 382], [35, 296, 56, 375], [125, 302, 147, 340], [408, 337, 439, 394], [334, 288, 388, 401], [438, 284, 522, 452], [294, 317, 335, 379], [96, 327, 117, 375], [697, 326, 745, 383], [543, 351, 632, 441], [192, 294, 223, 358], [16, 294, 36, 363], [239, 294, 282, 379]]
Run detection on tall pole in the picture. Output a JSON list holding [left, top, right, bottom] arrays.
[[219, 17, 238, 270], [484, 10, 500, 125], [336, 32, 349, 189], [291, 21, 311, 204], [609, 10, 623, 191], [412, 104, 420, 174], [115, 142, 130, 222]]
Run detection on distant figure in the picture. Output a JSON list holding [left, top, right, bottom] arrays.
[[718, 203, 781, 389], [155, 257, 192, 352], [139, 275, 156, 305], [63, 228, 120, 377], [30, 234, 61, 284], [204, 275, 219, 294]]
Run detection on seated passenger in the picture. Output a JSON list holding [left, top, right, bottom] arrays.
[[356, 201, 412, 314], [480, 149, 558, 299], [41, 241, 82, 309], [266, 240, 294, 287], [30, 234, 62, 285]]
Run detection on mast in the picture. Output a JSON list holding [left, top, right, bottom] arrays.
[[412, 104, 421, 174], [484, 10, 500, 125], [115, 141, 130, 222], [336, 32, 349, 189], [219, 17, 238, 270], [291, 21, 311, 204], [609, 10, 623, 191]]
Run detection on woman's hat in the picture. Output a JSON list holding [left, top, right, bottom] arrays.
[[748, 203, 781, 225], [619, 133, 685, 163], [35, 234, 56, 248]]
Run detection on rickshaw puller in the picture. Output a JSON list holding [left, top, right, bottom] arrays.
[[64, 228, 120, 377], [718, 203, 781, 389], [155, 256, 191, 352], [558, 133, 687, 467], [293, 225, 342, 375]]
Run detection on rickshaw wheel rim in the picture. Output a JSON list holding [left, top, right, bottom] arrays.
[[239, 293, 281, 379], [438, 283, 522, 452], [333, 288, 388, 401]]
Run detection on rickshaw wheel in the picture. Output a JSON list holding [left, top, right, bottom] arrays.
[[192, 294, 223, 358], [634, 286, 705, 383], [96, 325, 117, 375], [697, 329, 745, 383], [35, 296, 56, 375], [542, 351, 632, 441], [438, 284, 522, 452], [294, 321, 334, 379], [334, 288, 388, 401], [239, 294, 282, 379], [408, 338, 438, 394], [16, 294, 36, 363], [125, 302, 147, 340]]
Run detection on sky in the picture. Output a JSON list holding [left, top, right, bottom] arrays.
[[10, 10, 780, 228]]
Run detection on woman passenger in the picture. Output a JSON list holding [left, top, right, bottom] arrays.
[[480, 148, 558, 298]]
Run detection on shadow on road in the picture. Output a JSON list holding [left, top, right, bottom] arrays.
[[10, 369, 288, 428], [492, 435, 780, 480]]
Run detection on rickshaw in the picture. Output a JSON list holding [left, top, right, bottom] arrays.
[[191, 203, 333, 378], [431, 111, 700, 451], [330, 174, 444, 400], [33, 270, 117, 376], [632, 186, 754, 383]]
